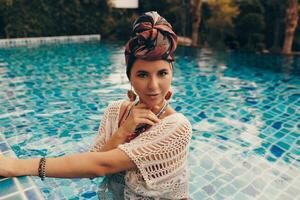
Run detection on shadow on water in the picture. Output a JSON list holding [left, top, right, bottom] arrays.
[[176, 46, 300, 78]]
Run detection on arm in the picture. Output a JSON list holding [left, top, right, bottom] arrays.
[[98, 127, 128, 152], [91, 101, 131, 152], [0, 149, 135, 178]]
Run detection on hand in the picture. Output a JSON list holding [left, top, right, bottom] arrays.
[[120, 103, 160, 135], [0, 154, 18, 177]]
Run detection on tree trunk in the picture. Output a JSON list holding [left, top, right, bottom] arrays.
[[191, 0, 202, 47], [282, 0, 298, 54]]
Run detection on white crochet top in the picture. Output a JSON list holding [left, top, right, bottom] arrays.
[[91, 100, 192, 199]]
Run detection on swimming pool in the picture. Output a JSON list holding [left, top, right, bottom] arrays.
[[0, 41, 299, 199]]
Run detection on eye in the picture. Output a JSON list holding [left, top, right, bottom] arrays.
[[159, 70, 168, 76], [137, 72, 148, 78]]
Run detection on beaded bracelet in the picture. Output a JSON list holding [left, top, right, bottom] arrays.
[[38, 158, 46, 181]]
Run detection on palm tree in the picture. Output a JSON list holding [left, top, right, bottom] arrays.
[[282, 0, 299, 54], [191, 0, 202, 47]]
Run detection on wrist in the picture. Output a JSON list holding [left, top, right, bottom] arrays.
[[18, 158, 39, 176], [9, 158, 22, 176], [117, 126, 131, 138]]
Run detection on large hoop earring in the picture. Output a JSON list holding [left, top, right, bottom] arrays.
[[165, 90, 173, 101]]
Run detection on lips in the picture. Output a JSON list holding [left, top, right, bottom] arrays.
[[147, 93, 159, 96]]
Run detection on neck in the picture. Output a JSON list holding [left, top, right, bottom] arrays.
[[138, 100, 167, 115]]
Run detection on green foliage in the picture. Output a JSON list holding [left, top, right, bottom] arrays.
[[235, 13, 265, 51], [0, 0, 190, 41], [233, 0, 266, 51], [203, 0, 239, 49], [0, 0, 112, 38], [0, 0, 299, 52]]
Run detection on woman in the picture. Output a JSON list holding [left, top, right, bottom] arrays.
[[0, 11, 192, 199]]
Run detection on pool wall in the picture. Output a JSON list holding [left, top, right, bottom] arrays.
[[0, 35, 101, 48]]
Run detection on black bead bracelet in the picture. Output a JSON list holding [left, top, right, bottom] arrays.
[[38, 158, 46, 181]]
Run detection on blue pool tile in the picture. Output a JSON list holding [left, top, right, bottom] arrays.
[[202, 184, 216, 195], [263, 105, 271, 110], [60, 130, 71, 137], [175, 106, 182, 111], [253, 147, 266, 156], [274, 131, 285, 139], [261, 142, 272, 149], [214, 112, 225, 118], [258, 133, 267, 139], [241, 86, 256, 91], [0, 142, 10, 152], [266, 155, 277, 162], [69, 197, 80, 200], [240, 117, 250, 122], [72, 134, 82, 139], [263, 112, 274, 119], [202, 132, 212, 138], [79, 124, 89, 130], [291, 147, 300, 156], [288, 93, 300, 102], [276, 141, 290, 151], [87, 103, 97, 111], [270, 145, 285, 158], [81, 191, 97, 198], [272, 121, 282, 130], [242, 185, 259, 197], [25, 188, 41, 200], [18, 176, 32, 189], [0, 178, 18, 196], [217, 135, 228, 141], [197, 111, 207, 119], [287, 107, 295, 115]]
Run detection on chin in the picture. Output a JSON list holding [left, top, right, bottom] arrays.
[[140, 97, 163, 108]]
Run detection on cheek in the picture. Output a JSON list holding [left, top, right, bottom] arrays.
[[131, 79, 145, 92], [162, 77, 172, 91]]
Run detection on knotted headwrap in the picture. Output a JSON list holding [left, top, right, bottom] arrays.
[[125, 11, 178, 79]]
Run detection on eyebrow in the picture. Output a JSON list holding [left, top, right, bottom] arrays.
[[136, 68, 168, 73]]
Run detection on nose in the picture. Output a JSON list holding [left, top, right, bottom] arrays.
[[147, 76, 159, 90]]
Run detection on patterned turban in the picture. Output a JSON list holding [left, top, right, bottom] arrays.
[[125, 11, 178, 79]]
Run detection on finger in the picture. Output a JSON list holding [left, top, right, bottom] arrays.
[[138, 112, 160, 123], [135, 102, 148, 108], [136, 118, 156, 126]]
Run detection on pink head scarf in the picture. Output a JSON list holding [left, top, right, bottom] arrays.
[[125, 11, 178, 79]]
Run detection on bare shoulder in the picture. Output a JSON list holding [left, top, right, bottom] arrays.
[[165, 109, 192, 128], [120, 100, 131, 111], [160, 106, 177, 119]]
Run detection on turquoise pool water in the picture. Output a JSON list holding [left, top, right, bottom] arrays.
[[0, 42, 299, 199]]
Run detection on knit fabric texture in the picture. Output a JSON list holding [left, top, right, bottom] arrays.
[[91, 100, 192, 199]]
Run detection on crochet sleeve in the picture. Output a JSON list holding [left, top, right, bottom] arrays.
[[118, 115, 192, 187], [90, 101, 122, 152]]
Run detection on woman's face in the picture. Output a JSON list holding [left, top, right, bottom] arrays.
[[130, 59, 173, 109]]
